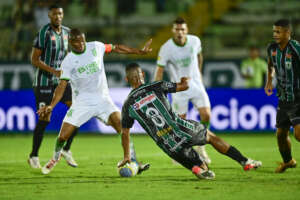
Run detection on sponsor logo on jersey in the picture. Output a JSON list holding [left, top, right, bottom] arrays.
[[272, 51, 277, 56], [156, 126, 172, 137], [133, 94, 156, 110], [286, 53, 292, 59], [51, 36, 56, 41]]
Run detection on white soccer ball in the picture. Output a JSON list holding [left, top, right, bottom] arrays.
[[118, 162, 139, 177]]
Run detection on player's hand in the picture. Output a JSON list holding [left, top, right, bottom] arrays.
[[139, 39, 152, 54], [264, 82, 273, 96], [180, 77, 190, 84], [37, 106, 53, 117], [53, 70, 61, 78], [117, 157, 131, 168]]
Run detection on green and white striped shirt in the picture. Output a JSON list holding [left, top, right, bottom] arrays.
[[32, 23, 70, 87]]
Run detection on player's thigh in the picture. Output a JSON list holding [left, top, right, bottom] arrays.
[[171, 93, 189, 115], [191, 87, 211, 111], [276, 104, 292, 130], [34, 86, 53, 121], [63, 104, 96, 127], [59, 122, 78, 141], [107, 111, 121, 133], [95, 97, 120, 125], [61, 83, 72, 107]]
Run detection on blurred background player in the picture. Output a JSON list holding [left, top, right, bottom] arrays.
[[154, 17, 211, 164], [28, 4, 78, 169], [240, 45, 268, 88], [38, 28, 152, 174], [265, 19, 300, 173], [119, 63, 262, 179]]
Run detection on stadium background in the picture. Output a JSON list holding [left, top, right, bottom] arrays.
[[1, 0, 298, 133]]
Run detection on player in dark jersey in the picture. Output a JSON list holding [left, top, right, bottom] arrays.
[[28, 4, 77, 169], [265, 19, 300, 173], [118, 63, 262, 179]]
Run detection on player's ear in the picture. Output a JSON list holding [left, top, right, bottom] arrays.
[[142, 71, 145, 78], [125, 77, 128, 83]]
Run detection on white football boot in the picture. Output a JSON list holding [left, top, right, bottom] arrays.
[[28, 156, 41, 169], [61, 150, 78, 167]]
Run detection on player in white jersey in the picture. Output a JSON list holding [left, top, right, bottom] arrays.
[[38, 28, 152, 174], [154, 17, 211, 164]]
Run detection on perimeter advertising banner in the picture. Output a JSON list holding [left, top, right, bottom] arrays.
[[0, 88, 278, 133]]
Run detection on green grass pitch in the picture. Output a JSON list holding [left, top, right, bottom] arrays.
[[0, 133, 300, 200]]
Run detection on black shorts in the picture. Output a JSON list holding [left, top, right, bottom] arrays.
[[169, 125, 207, 170], [276, 100, 300, 129], [33, 83, 72, 110]]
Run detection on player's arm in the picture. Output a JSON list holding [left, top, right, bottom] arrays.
[[37, 80, 68, 117], [118, 128, 131, 167], [112, 39, 152, 55], [264, 58, 275, 96], [176, 77, 189, 92], [31, 47, 61, 77], [197, 52, 203, 80], [154, 65, 164, 81]]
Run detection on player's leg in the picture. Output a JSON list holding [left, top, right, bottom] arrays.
[[192, 88, 212, 164], [60, 84, 78, 167], [41, 122, 77, 174], [28, 87, 52, 169], [171, 147, 215, 180], [206, 130, 262, 170], [275, 104, 297, 173]]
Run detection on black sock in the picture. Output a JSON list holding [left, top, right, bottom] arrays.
[[63, 128, 78, 151], [29, 120, 49, 157], [225, 146, 248, 165], [279, 150, 292, 163]]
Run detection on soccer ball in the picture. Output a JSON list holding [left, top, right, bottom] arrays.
[[118, 162, 139, 177]]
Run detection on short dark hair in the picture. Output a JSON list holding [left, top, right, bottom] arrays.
[[49, 4, 63, 10], [126, 63, 140, 74], [174, 17, 186, 24], [70, 28, 83, 39], [274, 19, 291, 29]]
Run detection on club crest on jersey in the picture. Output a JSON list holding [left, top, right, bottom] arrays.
[[272, 51, 276, 56], [133, 94, 156, 110], [285, 61, 292, 69], [51, 36, 56, 41]]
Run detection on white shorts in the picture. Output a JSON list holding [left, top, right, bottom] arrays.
[[171, 81, 210, 115], [63, 96, 119, 127]]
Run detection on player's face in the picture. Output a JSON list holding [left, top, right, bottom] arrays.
[[48, 8, 64, 28], [249, 48, 259, 59], [172, 23, 188, 45], [273, 26, 290, 44], [70, 34, 86, 53]]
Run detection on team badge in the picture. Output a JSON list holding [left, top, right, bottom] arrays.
[[272, 51, 276, 56], [51, 36, 56, 41], [286, 54, 292, 59]]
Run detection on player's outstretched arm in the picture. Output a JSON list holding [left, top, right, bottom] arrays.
[[31, 47, 61, 77], [176, 77, 190, 92], [118, 128, 131, 168], [112, 39, 152, 55]]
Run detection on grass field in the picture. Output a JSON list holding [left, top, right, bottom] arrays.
[[0, 133, 300, 200]]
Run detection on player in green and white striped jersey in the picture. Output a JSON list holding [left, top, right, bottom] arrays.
[[28, 4, 77, 169], [265, 19, 300, 173], [119, 63, 262, 180]]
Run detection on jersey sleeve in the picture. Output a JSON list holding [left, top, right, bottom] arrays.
[[60, 57, 71, 81], [121, 102, 135, 128], [196, 37, 202, 53], [33, 31, 46, 50], [157, 45, 168, 67], [94, 41, 106, 56], [290, 40, 300, 61], [160, 81, 177, 93]]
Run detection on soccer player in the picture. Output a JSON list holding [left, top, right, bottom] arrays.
[[154, 17, 211, 164], [38, 28, 152, 174], [28, 4, 78, 169], [265, 19, 300, 173], [119, 63, 262, 179]]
